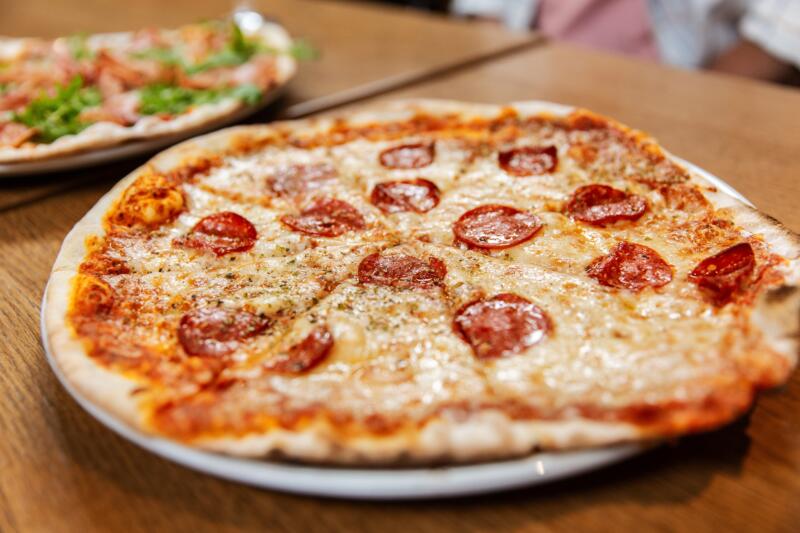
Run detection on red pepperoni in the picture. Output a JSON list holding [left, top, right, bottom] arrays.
[[379, 142, 435, 169], [267, 163, 337, 197], [566, 184, 648, 226], [178, 307, 270, 357], [586, 241, 673, 291], [688, 242, 755, 305], [370, 178, 441, 214], [178, 211, 257, 256], [280, 198, 366, 237], [498, 146, 558, 176], [454, 293, 550, 359], [453, 205, 543, 250], [264, 326, 333, 374], [358, 252, 446, 289]]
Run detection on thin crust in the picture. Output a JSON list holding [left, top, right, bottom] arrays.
[[43, 99, 800, 464], [0, 24, 296, 164]]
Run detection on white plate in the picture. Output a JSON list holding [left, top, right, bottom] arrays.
[[39, 153, 749, 500], [0, 88, 284, 178]]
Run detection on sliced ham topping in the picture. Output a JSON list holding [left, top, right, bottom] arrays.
[[358, 252, 446, 289], [566, 184, 648, 226], [0, 87, 33, 112], [182, 24, 228, 63], [280, 198, 366, 237], [498, 146, 558, 176], [370, 178, 441, 214], [0, 122, 37, 148], [379, 142, 435, 169], [52, 42, 84, 81], [79, 92, 140, 126], [0, 62, 67, 88], [586, 241, 673, 291], [689, 242, 755, 305], [97, 69, 126, 99], [453, 204, 543, 250], [454, 293, 550, 359], [130, 28, 167, 51], [95, 50, 172, 89], [176, 211, 258, 256], [178, 307, 270, 357], [177, 68, 227, 90], [264, 326, 334, 374], [232, 55, 277, 90], [267, 163, 337, 198], [178, 56, 275, 91]]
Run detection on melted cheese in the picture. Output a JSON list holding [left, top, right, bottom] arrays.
[[106, 171, 184, 229]]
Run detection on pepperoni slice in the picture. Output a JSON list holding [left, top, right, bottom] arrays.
[[267, 163, 337, 197], [688, 242, 755, 305], [498, 146, 558, 176], [358, 252, 446, 289], [178, 212, 257, 256], [454, 293, 550, 359], [586, 241, 673, 291], [178, 307, 270, 357], [370, 179, 441, 214], [453, 205, 543, 250], [280, 198, 366, 237], [265, 326, 334, 374], [379, 142, 435, 169], [566, 184, 648, 226]]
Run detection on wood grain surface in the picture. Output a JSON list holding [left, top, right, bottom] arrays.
[[2, 6, 800, 532]]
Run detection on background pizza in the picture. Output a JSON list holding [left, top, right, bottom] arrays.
[[43, 99, 800, 464], [0, 19, 296, 162]]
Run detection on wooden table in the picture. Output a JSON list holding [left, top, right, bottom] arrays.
[[2, 3, 800, 531]]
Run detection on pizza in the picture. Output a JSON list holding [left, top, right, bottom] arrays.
[[43, 99, 800, 464], [0, 18, 296, 163]]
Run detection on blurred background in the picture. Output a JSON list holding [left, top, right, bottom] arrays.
[[2, 0, 797, 86], [358, 0, 800, 86]]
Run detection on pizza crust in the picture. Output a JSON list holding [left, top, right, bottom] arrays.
[[0, 23, 296, 164], [43, 99, 800, 464]]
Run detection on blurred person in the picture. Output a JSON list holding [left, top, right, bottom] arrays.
[[451, 0, 800, 84]]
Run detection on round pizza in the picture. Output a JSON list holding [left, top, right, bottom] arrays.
[[43, 99, 800, 464], [0, 18, 296, 163]]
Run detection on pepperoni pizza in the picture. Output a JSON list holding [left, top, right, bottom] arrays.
[[43, 100, 800, 463]]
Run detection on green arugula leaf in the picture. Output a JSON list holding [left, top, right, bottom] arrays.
[[184, 49, 245, 74], [14, 76, 101, 143], [67, 33, 95, 60], [138, 85, 214, 115], [230, 23, 258, 57], [138, 83, 262, 116], [184, 22, 259, 75], [131, 47, 185, 67], [226, 84, 262, 105], [288, 39, 319, 61]]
